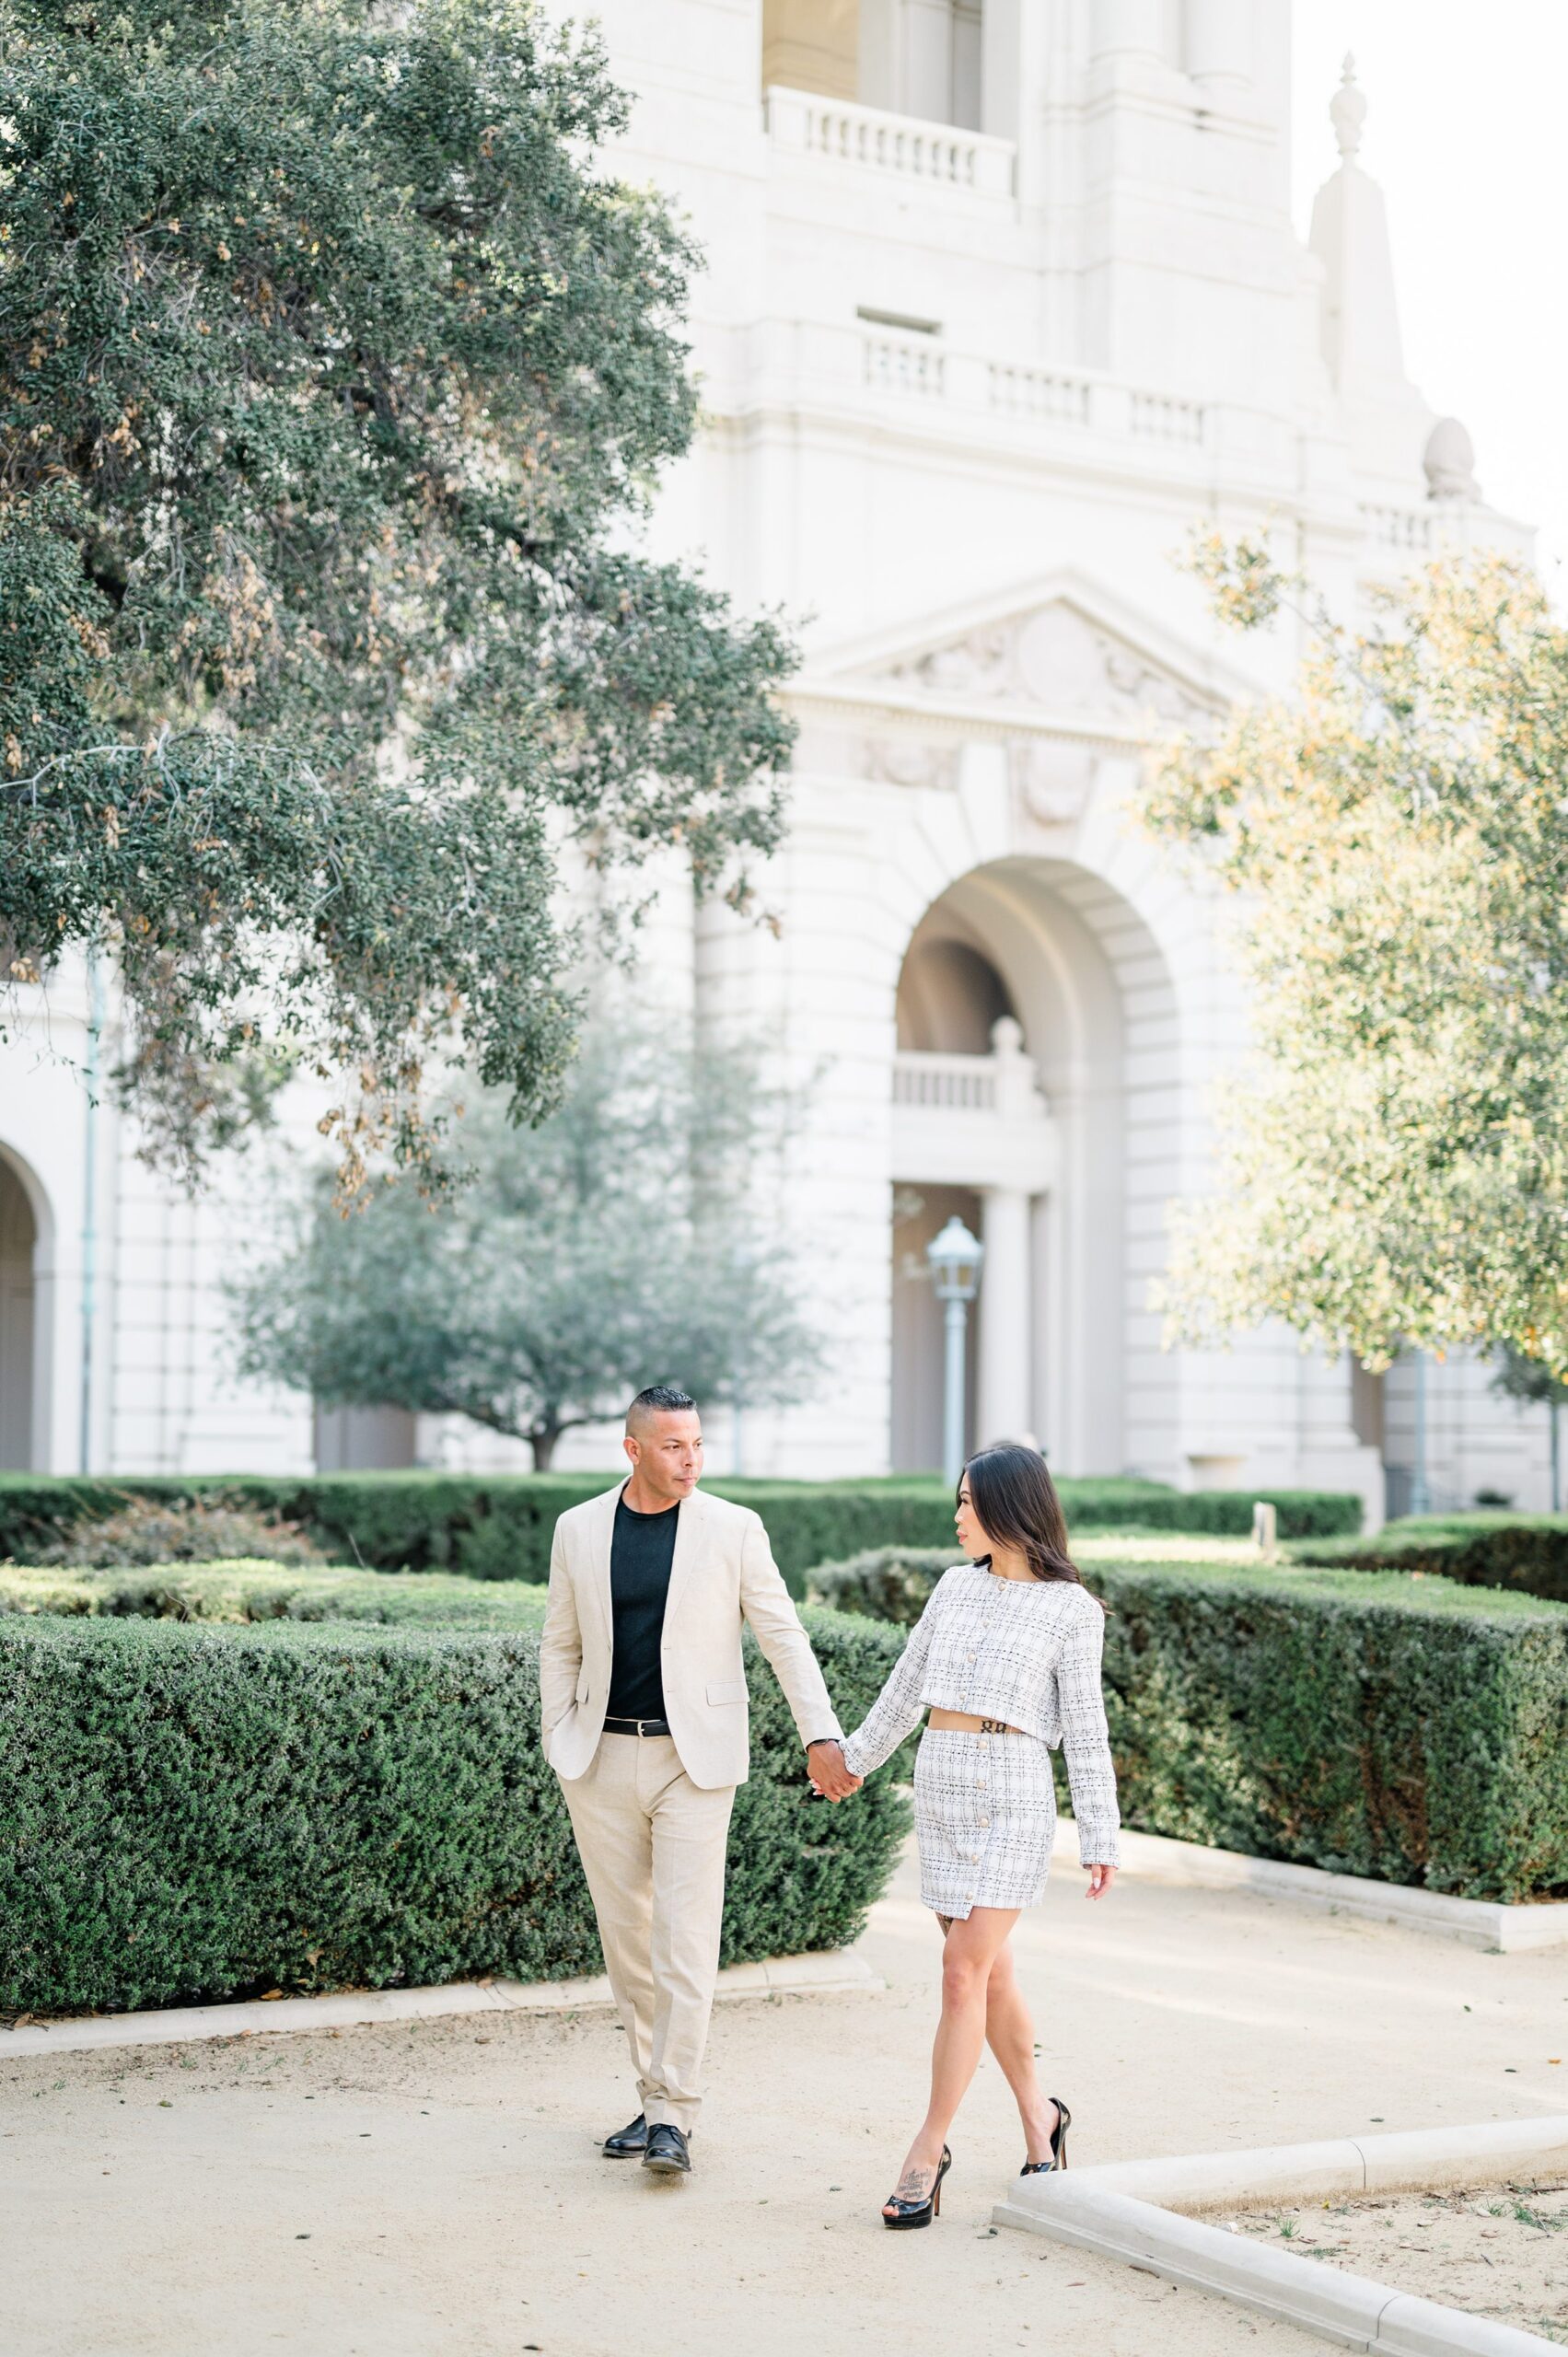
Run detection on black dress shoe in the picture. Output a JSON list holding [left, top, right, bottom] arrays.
[[642, 2122, 691, 2175], [602, 2114, 647, 2158]]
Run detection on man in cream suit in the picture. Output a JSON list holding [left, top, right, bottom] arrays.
[[540, 1385, 858, 2177]]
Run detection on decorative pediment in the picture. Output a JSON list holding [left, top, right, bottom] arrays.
[[785, 573, 1244, 822], [793, 570, 1243, 750], [847, 596, 1216, 730]]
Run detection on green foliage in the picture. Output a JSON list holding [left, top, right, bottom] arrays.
[[805, 1533, 1298, 1621], [1294, 1515, 1568, 1607], [806, 1546, 952, 1623], [29, 1494, 324, 1568], [804, 1544, 1568, 1901], [0, 1557, 550, 1623], [0, 0, 795, 1186], [1144, 544, 1568, 1376], [0, 1473, 1362, 1591], [1061, 1486, 1361, 1539], [229, 1028, 823, 1466], [1490, 1351, 1568, 1410], [0, 1599, 909, 2013]]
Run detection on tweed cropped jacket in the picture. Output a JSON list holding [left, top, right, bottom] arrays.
[[840, 1564, 1121, 1867]]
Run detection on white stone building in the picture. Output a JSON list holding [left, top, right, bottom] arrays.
[[0, 3, 1553, 1517]]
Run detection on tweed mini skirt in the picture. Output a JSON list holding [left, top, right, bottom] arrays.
[[912, 1726, 1057, 1920]]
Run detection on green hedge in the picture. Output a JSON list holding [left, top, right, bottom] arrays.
[[807, 1547, 954, 1623], [0, 1597, 910, 2014], [0, 1472, 1363, 1593], [1110, 1487, 1362, 1538], [802, 1544, 1568, 1903], [1294, 1515, 1568, 1607], [0, 1559, 551, 1626]]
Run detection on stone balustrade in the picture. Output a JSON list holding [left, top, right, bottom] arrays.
[[988, 363, 1093, 428], [1129, 388, 1207, 447], [864, 334, 947, 399], [765, 85, 1016, 198], [892, 1022, 1054, 1194], [753, 311, 1218, 460], [893, 1051, 999, 1113], [1359, 501, 1436, 551]]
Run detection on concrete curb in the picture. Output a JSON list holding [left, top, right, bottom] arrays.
[[995, 2117, 1568, 2354], [0, 1946, 882, 2060], [1053, 1820, 1568, 1953]]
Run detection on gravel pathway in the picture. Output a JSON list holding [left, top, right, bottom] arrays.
[[4, 1837, 1565, 2356]]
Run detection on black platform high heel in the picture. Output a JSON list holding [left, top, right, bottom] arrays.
[[881, 2144, 952, 2229], [1019, 2096, 1071, 2176]]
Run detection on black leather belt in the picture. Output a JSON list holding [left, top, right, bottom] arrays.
[[602, 1714, 672, 1737]]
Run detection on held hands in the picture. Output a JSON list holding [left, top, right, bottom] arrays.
[[807, 1738, 863, 1803], [1085, 1864, 1117, 1900]]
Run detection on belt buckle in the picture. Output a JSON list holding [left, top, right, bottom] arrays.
[[637, 1718, 655, 1737]]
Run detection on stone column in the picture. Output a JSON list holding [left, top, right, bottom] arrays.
[[1184, 0, 1252, 93], [980, 0, 1017, 135], [902, 0, 956, 123], [978, 1185, 1032, 1448], [858, 0, 900, 111], [1087, 0, 1165, 63]]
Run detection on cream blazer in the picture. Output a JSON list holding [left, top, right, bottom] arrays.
[[539, 1484, 843, 1792]]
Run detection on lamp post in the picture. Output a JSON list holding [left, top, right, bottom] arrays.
[[1409, 1347, 1431, 1517], [927, 1214, 984, 1486]]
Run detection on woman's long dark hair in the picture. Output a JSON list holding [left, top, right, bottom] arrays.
[[960, 1443, 1104, 1608]]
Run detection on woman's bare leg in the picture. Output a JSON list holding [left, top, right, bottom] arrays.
[[981, 1937, 1058, 2163], [885, 1906, 1019, 2213], [933, 1915, 1057, 2165]]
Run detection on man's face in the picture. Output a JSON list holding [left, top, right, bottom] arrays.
[[624, 1409, 703, 1504]]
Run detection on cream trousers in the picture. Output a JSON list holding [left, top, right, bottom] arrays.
[[561, 1732, 736, 2133]]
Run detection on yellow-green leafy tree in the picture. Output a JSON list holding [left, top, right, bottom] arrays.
[[1143, 540, 1568, 1378]]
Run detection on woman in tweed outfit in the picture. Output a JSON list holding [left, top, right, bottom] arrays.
[[834, 1444, 1120, 2228]]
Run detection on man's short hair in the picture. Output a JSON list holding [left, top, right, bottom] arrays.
[[626, 1384, 697, 1434]]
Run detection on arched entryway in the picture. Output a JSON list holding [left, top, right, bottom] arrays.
[[0, 1150, 41, 1469], [889, 855, 1182, 1475]]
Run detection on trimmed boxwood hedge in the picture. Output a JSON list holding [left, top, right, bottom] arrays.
[[0, 1559, 552, 1626], [803, 1544, 1568, 1904], [0, 1596, 911, 2015], [1294, 1514, 1568, 1607], [0, 1471, 1363, 1592]]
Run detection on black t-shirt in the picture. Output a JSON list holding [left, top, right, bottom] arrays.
[[605, 1492, 679, 1722]]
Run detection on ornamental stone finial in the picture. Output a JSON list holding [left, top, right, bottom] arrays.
[[1423, 416, 1480, 501], [1330, 53, 1366, 159]]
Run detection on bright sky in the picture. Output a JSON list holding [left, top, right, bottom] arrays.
[[1291, 5, 1568, 594]]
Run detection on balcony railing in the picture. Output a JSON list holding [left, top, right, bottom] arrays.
[[766, 86, 1016, 199], [1129, 389, 1206, 447], [988, 363, 1092, 428], [1359, 502, 1436, 552], [865, 335, 946, 399], [895, 1023, 1049, 1121], [894, 1052, 999, 1112], [892, 1024, 1054, 1190], [835, 327, 1214, 452], [744, 309, 1214, 450]]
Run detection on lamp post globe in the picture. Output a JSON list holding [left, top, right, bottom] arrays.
[[926, 1214, 983, 1484]]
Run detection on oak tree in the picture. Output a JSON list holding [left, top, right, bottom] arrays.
[[0, 0, 794, 1188]]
